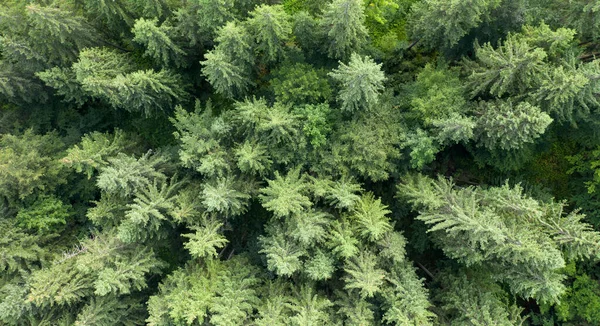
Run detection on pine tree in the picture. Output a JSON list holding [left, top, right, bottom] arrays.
[[171, 103, 233, 177], [331, 96, 404, 181], [259, 167, 312, 218], [271, 63, 332, 104], [15, 195, 70, 234], [23, 4, 98, 65], [436, 269, 526, 325], [343, 251, 386, 298], [321, 0, 368, 59], [75, 295, 145, 326], [408, 63, 467, 125], [0, 220, 47, 275], [259, 223, 306, 276], [183, 217, 228, 258], [329, 53, 386, 112], [381, 262, 435, 325], [202, 177, 251, 218], [201, 22, 254, 98], [399, 174, 600, 303], [132, 18, 186, 68], [474, 100, 552, 151], [287, 285, 334, 325], [96, 152, 167, 198], [0, 130, 65, 203], [534, 58, 600, 123], [408, 0, 502, 49], [235, 141, 273, 176], [44, 47, 186, 116], [466, 34, 547, 98], [350, 192, 392, 242], [62, 129, 138, 179], [246, 5, 292, 63]]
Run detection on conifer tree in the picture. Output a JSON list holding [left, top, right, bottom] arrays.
[[246, 5, 292, 63], [0, 130, 65, 203], [201, 22, 254, 98], [132, 18, 186, 68], [408, 0, 502, 49], [329, 53, 386, 112], [23, 4, 98, 65], [399, 174, 600, 303], [466, 34, 547, 98], [474, 100, 552, 151], [321, 0, 368, 59], [259, 167, 312, 218]]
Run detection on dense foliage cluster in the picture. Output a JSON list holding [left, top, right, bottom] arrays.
[[2, 0, 600, 324]]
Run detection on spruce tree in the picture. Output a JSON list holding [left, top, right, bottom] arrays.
[[321, 0, 368, 59], [329, 53, 386, 112]]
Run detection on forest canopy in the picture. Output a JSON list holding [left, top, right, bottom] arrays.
[[2, 0, 600, 325]]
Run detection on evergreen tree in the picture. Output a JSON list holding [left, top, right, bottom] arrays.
[[399, 174, 600, 303], [201, 22, 254, 98], [474, 100, 552, 151], [408, 0, 502, 49], [466, 34, 547, 98], [246, 5, 292, 63], [321, 0, 368, 59], [329, 53, 386, 112], [132, 18, 186, 68]]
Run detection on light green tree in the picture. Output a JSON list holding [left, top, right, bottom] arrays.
[[321, 0, 368, 59], [474, 100, 553, 151], [329, 53, 386, 112], [132, 18, 186, 68], [246, 5, 292, 63]]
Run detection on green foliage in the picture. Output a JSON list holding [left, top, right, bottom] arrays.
[[287, 285, 334, 325], [171, 102, 232, 177], [27, 230, 163, 308], [147, 257, 260, 325], [132, 18, 186, 68], [329, 53, 386, 112], [351, 192, 392, 241], [321, 0, 368, 59], [295, 103, 333, 149], [408, 0, 502, 49], [16, 195, 70, 234], [201, 22, 254, 98], [556, 273, 600, 324], [19, 4, 98, 65], [3, 1, 600, 324], [202, 177, 251, 218], [0, 220, 47, 274], [235, 141, 272, 175], [271, 63, 332, 104], [62, 129, 138, 179], [260, 167, 312, 218], [474, 100, 553, 151], [343, 251, 386, 298], [259, 225, 305, 276], [437, 270, 526, 326], [331, 95, 404, 181], [183, 217, 228, 258], [247, 5, 292, 63], [75, 295, 145, 326], [399, 174, 600, 303], [466, 34, 547, 98], [96, 152, 167, 197], [0, 130, 65, 203], [408, 63, 467, 125], [381, 262, 435, 325], [41, 47, 186, 116]]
